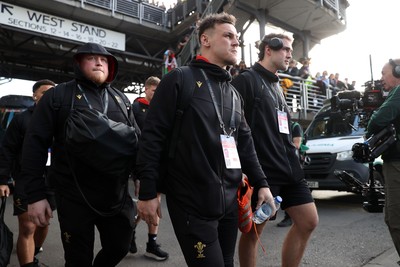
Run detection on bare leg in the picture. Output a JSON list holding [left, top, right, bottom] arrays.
[[148, 194, 161, 236], [148, 220, 159, 235], [238, 221, 267, 267], [17, 212, 37, 265], [34, 225, 49, 252], [282, 202, 318, 267]]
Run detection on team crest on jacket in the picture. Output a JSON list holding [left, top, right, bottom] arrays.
[[194, 241, 206, 258], [196, 81, 202, 88], [76, 94, 82, 100]]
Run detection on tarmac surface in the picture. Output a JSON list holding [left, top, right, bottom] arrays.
[[3, 188, 400, 267], [363, 248, 399, 267]]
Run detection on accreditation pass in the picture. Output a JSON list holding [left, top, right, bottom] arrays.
[[220, 134, 241, 169]]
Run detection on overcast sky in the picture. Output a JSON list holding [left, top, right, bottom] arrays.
[[308, 0, 399, 90]]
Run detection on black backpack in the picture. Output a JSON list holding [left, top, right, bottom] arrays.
[[157, 66, 195, 193], [239, 69, 264, 128], [64, 84, 139, 178], [167, 66, 195, 157], [52, 82, 139, 216]]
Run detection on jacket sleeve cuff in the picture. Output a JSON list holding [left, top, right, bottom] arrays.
[[0, 175, 9, 185], [26, 192, 48, 205], [138, 179, 158, 200], [252, 178, 269, 192]]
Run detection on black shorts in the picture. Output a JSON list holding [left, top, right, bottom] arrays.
[[251, 179, 314, 220]]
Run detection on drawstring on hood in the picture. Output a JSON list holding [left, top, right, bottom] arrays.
[[73, 42, 118, 84]]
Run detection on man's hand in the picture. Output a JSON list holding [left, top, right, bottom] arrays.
[[28, 199, 53, 227], [256, 187, 276, 213], [0, 185, 10, 197], [137, 198, 161, 226]]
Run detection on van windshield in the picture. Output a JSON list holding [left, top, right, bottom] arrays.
[[306, 109, 365, 140]]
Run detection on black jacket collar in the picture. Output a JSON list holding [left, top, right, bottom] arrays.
[[189, 58, 232, 82], [252, 62, 279, 83]]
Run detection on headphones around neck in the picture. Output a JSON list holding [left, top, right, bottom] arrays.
[[389, 59, 400, 78], [267, 37, 284, 51]]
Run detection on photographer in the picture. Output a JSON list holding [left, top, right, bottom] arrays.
[[367, 58, 400, 262]]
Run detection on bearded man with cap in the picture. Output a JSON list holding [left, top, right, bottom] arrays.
[[19, 42, 140, 267]]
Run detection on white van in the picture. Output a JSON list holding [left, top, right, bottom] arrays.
[[303, 98, 383, 192]]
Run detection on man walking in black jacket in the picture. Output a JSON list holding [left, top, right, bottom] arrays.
[[0, 80, 55, 267], [20, 43, 140, 267], [131, 76, 169, 260], [136, 12, 274, 267], [232, 33, 318, 267]]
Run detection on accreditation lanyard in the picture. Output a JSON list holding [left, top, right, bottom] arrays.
[[77, 84, 109, 114], [200, 69, 241, 169], [259, 76, 289, 134]]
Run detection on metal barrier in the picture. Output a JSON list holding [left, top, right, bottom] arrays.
[[280, 73, 336, 121], [141, 3, 165, 25], [114, 0, 140, 18], [316, 0, 347, 20], [82, 0, 208, 28]]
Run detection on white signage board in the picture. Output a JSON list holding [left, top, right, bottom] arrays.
[[0, 1, 125, 51]]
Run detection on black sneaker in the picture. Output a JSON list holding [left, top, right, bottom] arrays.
[[21, 260, 40, 267], [33, 256, 41, 267], [277, 216, 293, 227], [34, 247, 43, 256], [144, 242, 169, 261], [129, 236, 138, 254]]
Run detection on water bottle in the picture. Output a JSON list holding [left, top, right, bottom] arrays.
[[252, 196, 283, 224]]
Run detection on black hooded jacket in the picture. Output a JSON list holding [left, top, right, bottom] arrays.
[[20, 43, 139, 213], [0, 106, 34, 185], [231, 63, 304, 184], [136, 58, 268, 220]]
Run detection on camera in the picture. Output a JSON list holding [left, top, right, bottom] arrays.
[[335, 170, 385, 213], [352, 124, 397, 163], [348, 125, 396, 213], [330, 90, 362, 112], [331, 80, 390, 213], [362, 80, 385, 111], [330, 80, 386, 128]]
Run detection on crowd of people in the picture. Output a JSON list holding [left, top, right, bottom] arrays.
[[229, 54, 358, 97], [283, 57, 358, 94], [1, 10, 399, 267]]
